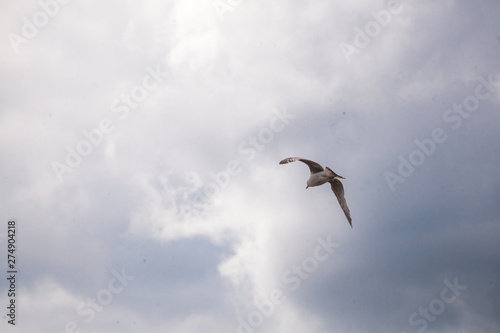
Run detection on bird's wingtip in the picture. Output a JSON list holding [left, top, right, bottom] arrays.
[[279, 157, 295, 165]]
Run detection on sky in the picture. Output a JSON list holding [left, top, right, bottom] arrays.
[[1, 0, 500, 332]]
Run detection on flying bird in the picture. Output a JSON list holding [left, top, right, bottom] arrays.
[[279, 157, 352, 227]]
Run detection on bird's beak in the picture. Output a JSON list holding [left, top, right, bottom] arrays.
[[306, 185, 309, 189], [337, 175, 345, 179]]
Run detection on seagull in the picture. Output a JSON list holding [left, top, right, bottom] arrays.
[[279, 157, 352, 227]]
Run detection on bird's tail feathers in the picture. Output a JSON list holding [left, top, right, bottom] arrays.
[[325, 167, 336, 178], [325, 167, 344, 179]]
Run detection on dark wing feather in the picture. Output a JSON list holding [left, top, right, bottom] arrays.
[[329, 179, 352, 227], [279, 157, 324, 174]]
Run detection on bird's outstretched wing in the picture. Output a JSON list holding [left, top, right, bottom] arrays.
[[329, 179, 352, 227], [279, 157, 324, 174]]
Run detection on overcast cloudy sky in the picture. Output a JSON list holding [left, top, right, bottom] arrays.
[[1, 0, 500, 332]]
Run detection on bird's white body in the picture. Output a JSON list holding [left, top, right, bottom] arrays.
[[306, 168, 339, 188]]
